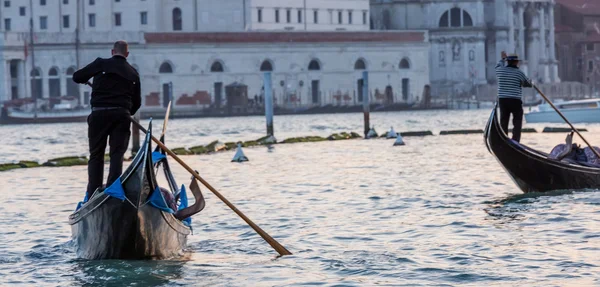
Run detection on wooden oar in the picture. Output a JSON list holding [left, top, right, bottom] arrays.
[[161, 101, 172, 138], [130, 119, 292, 256], [532, 84, 600, 159]]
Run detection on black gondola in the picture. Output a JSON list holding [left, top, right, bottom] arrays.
[[69, 122, 204, 259], [484, 105, 600, 193]]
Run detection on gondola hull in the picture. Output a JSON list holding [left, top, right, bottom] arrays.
[[484, 106, 600, 193], [69, 125, 191, 259]]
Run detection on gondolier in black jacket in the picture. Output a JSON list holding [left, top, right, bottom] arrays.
[[73, 40, 141, 198], [495, 51, 532, 143]]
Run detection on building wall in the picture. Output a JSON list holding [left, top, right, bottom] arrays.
[[0, 0, 368, 33], [0, 32, 430, 109]]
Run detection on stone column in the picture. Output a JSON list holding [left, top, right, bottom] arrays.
[[17, 60, 25, 99], [5, 61, 12, 101], [518, 2, 527, 75], [42, 70, 49, 98], [549, 2, 560, 82], [60, 69, 67, 97], [508, 2, 515, 52], [0, 61, 7, 102], [540, 3, 550, 83]]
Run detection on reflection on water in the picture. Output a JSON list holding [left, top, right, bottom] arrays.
[[2, 111, 600, 286]]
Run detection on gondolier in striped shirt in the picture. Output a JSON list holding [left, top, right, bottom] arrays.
[[495, 51, 532, 142]]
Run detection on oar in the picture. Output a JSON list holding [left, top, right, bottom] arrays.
[[130, 119, 292, 256], [161, 101, 172, 138], [532, 84, 600, 159]]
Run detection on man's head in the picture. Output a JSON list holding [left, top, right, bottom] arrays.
[[507, 54, 520, 67], [112, 40, 129, 58]]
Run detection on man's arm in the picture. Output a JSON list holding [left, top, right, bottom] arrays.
[[521, 71, 533, 88], [496, 51, 507, 69], [130, 77, 142, 115], [72, 58, 102, 84]]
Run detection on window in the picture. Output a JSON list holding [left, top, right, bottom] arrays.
[[159, 62, 173, 73], [450, 8, 460, 27], [40, 16, 47, 30], [363, 11, 367, 25], [463, 10, 473, 26], [19, 7, 25, 16], [40, 0, 46, 6], [258, 9, 262, 23], [210, 61, 224, 72], [89, 0, 94, 5], [308, 60, 320, 71], [589, 60, 594, 72], [587, 43, 595, 51], [439, 8, 473, 28], [63, 15, 70, 28], [439, 11, 449, 27], [172, 8, 182, 31], [140, 12, 148, 25], [338, 11, 342, 24], [354, 59, 366, 70], [88, 13, 96, 27], [260, 60, 273, 71], [298, 10, 302, 23], [275, 9, 279, 23], [399, 58, 410, 69], [4, 1, 9, 8], [286, 9, 291, 23], [348, 11, 352, 24], [115, 13, 121, 26], [115, 0, 120, 2], [4, 18, 11, 31], [313, 10, 318, 24], [63, 0, 68, 4]]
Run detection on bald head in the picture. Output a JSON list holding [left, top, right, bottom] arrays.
[[112, 40, 129, 57]]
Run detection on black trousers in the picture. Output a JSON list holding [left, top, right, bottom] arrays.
[[499, 98, 523, 142], [86, 109, 131, 198]]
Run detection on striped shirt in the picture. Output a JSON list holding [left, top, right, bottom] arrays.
[[495, 59, 531, 99]]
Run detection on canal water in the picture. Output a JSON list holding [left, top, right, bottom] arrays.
[[1, 110, 600, 286]]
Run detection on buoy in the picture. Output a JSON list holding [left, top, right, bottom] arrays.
[[231, 143, 249, 162], [367, 127, 378, 139], [261, 135, 277, 144], [386, 126, 398, 139], [393, 134, 405, 146]]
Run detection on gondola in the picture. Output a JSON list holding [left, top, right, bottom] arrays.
[[484, 105, 600, 193], [69, 122, 205, 259]]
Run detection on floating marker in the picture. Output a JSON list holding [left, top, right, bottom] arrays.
[[386, 127, 398, 139], [366, 127, 378, 139], [231, 143, 249, 162], [261, 135, 277, 144], [393, 134, 405, 146]]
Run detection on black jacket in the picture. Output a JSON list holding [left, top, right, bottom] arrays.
[[73, 55, 141, 115]]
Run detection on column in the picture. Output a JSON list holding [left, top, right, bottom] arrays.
[[60, 70, 67, 97], [549, 2, 560, 82], [42, 70, 49, 98], [518, 2, 526, 75], [5, 61, 12, 101], [17, 60, 25, 99], [0, 61, 7, 102], [508, 2, 515, 52], [540, 4, 550, 83]]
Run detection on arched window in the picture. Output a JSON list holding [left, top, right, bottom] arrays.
[[450, 8, 461, 27], [463, 10, 473, 27], [173, 8, 182, 31], [399, 58, 410, 69], [159, 62, 173, 73], [354, 59, 366, 70], [308, 59, 320, 71], [30, 68, 42, 99], [439, 8, 473, 28], [66, 67, 79, 98], [260, 60, 273, 71], [210, 61, 224, 72], [439, 11, 449, 27], [48, 67, 60, 98]]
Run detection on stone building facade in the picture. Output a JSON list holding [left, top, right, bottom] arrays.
[[370, 0, 561, 99]]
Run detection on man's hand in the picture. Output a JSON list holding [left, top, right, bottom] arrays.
[[501, 51, 507, 60]]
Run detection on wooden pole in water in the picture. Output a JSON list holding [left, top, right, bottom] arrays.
[[362, 71, 370, 138], [264, 72, 274, 136]]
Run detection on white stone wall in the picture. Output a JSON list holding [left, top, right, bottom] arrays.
[[0, 0, 368, 33], [0, 37, 430, 107]]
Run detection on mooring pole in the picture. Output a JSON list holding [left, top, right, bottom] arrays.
[[131, 113, 140, 156], [264, 72, 274, 136], [362, 71, 370, 138]]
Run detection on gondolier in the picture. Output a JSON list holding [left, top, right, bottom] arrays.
[[73, 40, 141, 198], [495, 51, 532, 142]]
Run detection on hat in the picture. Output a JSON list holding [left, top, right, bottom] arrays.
[[506, 54, 520, 61]]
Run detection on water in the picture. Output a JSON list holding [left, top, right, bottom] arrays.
[[2, 110, 600, 286]]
